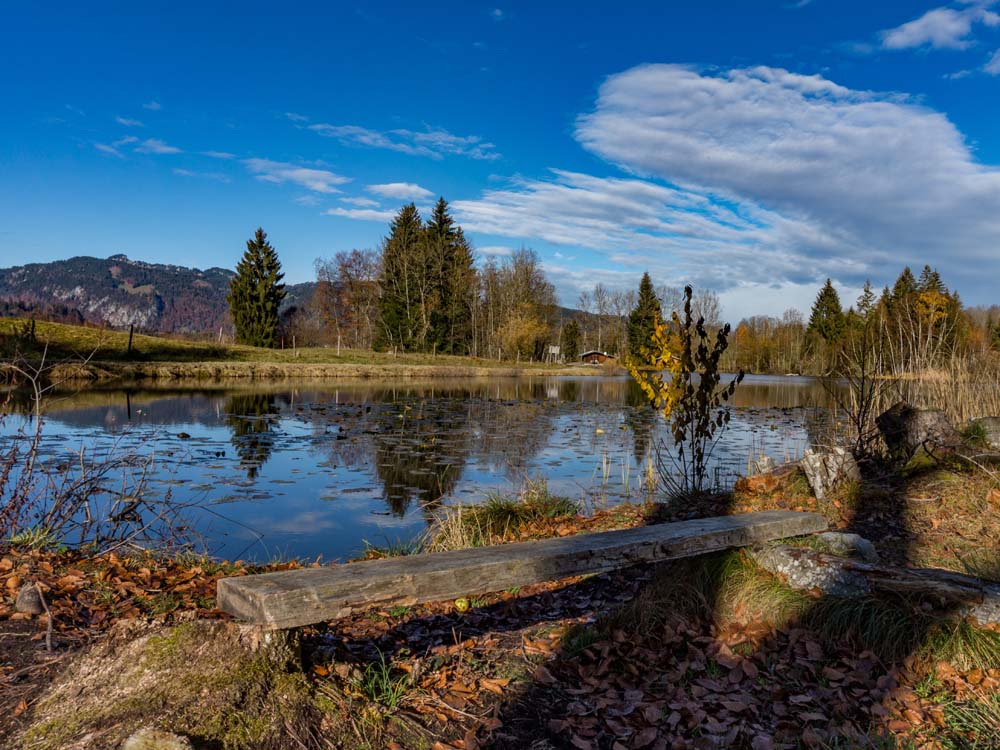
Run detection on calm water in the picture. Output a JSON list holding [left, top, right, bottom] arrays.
[[5, 375, 840, 562]]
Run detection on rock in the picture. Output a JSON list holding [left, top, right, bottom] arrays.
[[800, 447, 860, 501], [875, 402, 961, 460], [970, 416, 1000, 450], [15, 583, 44, 615], [176, 432, 191, 440], [750, 544, 1000, 626], [122, 729, 193, 750], [749, 545, 871, 598], [815, 531, 880, 563]]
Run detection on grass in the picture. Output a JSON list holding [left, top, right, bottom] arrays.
[[0, 317, 596, 379], [423, 479, 578, 551], [604, 551, 1000, 671], [352, 650, 410, 709]]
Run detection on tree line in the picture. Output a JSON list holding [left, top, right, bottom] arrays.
[[226, 213, 998, 374]]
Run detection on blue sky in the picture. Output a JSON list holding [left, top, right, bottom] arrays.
[[3, 1, 1000, 321]]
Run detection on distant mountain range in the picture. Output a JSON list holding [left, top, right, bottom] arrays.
[[0, 255, 315, 334]]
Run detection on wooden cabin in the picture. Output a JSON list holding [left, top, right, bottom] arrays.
[[581, 350, 614, 365]]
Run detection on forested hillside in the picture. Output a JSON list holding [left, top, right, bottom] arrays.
[[0, 254, 313, 335]]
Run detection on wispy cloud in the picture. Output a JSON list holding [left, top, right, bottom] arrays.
[[244, 158, 350, 193], [340, 196, 381, 207], [366, 182, 434, 200], [202, 150, 236, 159], [880, 3, 1000, 50], [115, 116, 144, 127], [94, 143, 124, 158], [308, 123, 500, 160], [490, 8, 505, 20], [323, 206, 397, 222], [478, 245, 515, 256], [135, 138, 182, 154], [173, 168, 230, 183], [143, 100, 162, 111], [986, 48, 1000, 73], [294, 195, 321, 206], [285, 112, 309, 122], [113, 136, 139, 147]]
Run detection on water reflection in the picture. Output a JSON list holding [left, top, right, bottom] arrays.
[[225, 394, 279, 480], [2, 375, 843, 561]]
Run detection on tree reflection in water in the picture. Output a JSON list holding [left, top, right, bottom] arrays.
[[225, 393, 279, 479]]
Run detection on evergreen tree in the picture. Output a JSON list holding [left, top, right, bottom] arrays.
[[377, 204, 424, 351], [856, 280, 876, 317], [917, 264, 945, 295], [426, 198, 475, 354], [562, 319, 581, 361], [627, 272, 662, 360], [890, 267, 917, 308], [227, 228, 286, 347], [806, 278, 846, 343]]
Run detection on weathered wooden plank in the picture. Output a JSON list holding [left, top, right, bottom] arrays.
[[217, 510, 828, 629]]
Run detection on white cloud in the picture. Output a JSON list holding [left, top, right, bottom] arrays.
[[340, 196, 381, 207], [478, 245, 515, 256], [574, 65, 1000, 286], [880, 3, 1000, 50], [202, 150, 236, 159], [135, 138, 182, 154], [143, 101, 162, 111], [243, 158, 350, 193], [308, 123, 500, 160], [324, 207, 396, 222], [172, 168, 230, 183], [95, 143, 124, 158], [115, 116, 144, 127], [455, 64, 1000, 310], [366, 182, 434, 200], [113, 135, 139, 147], [491, 8, 504, 20], [295, 195, 321, 206], [285, 112, 309, 122], [986, 48, 1000, 73]]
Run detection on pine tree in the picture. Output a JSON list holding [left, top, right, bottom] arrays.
[[627, 272, 662, 360], [890, 267, 917, 308], [806, 278, 846, 343], [227, 228, 286, 347], [917, 265, 945, 295], [562, 319, 581, 361], [426, 198, 475, 354], [377, 204, 424, 351], [856, 280, 876, 317]]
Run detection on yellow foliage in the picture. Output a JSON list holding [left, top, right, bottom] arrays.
[[625, 318, 681, 421]]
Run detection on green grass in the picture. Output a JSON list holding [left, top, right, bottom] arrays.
[[352, 651, 410, 709]]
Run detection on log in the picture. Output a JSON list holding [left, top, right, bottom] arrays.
[[217, 510, 828, 629]]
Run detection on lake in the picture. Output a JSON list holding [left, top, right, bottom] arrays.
[[5, 374, 841, 562]]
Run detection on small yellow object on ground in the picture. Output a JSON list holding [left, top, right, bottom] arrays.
[[454, 597, 470, 613]]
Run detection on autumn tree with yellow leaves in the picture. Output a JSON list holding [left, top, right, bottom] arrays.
[[627, 286, 744, 497]]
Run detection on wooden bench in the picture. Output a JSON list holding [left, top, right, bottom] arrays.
[[217, 510, 828, 629]]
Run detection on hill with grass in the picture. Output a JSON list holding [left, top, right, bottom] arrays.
[[0, 254, 314, 335]]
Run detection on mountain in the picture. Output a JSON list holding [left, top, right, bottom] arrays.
[[0, 254, 314, 335]]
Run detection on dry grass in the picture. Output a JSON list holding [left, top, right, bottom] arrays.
[[423, 480, 579, 552], [0, 317, 597, 380]]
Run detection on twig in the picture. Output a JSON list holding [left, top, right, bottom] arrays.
[[35, 583, 53, 652]]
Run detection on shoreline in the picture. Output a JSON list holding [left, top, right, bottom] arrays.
[[36, 359, 611, 383]]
